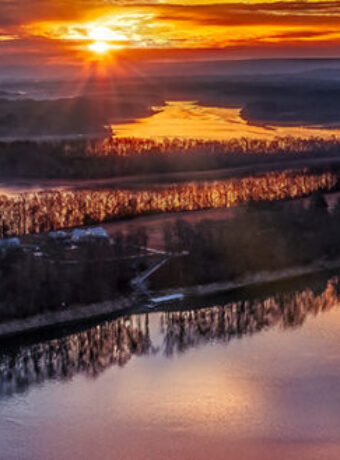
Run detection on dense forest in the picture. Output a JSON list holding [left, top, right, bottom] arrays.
[[0, 227, 148, 321], [153, 193, 340, 288]]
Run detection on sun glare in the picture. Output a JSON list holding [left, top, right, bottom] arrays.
[[88, 41, 111, 54], [88, 26, 127, 43]]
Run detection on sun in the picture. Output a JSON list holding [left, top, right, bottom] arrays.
[[88, 41, 111, 54], [85, 25, 127, 55]]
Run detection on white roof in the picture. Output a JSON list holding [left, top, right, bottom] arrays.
[[150, 294, 184, 303], [49, 230, 68, 239], [3, 237, 21, 248], [88, 227, 109, 239], [71, 227, 109, 242], [71, 229, 88, 242]]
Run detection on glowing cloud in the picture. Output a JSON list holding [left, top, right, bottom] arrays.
[[2, 1, 340, 64]]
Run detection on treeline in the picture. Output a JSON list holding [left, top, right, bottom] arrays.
[[154, 192, 340, 288], [0, 170, 337, 236], [1, 135, 340, 178], [0, 227, 148, 321]]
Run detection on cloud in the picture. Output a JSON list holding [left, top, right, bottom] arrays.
[[2, 0, 340, 65]]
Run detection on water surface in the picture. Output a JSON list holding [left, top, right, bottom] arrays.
[[115, 101, 340, 141], [1, 275, 340, 459]]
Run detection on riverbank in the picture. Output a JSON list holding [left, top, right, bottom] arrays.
[[1, 257, 339, 341], [0, 295, 138, 342]]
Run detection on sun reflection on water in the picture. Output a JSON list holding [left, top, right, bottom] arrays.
[[114, 101, 340, 141]]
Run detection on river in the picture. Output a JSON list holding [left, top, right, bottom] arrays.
[[114, 101, 340, 141], [1, 273, 340, 459]]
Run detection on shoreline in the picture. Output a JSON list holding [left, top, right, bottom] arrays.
[[156, 260, 340, 298], [1, 258, 340, 342]]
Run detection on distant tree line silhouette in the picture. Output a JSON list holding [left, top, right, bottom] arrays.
[[1, 136, 340, 178]]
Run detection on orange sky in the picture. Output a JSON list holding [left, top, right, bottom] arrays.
[[1, 1, 340, 68]]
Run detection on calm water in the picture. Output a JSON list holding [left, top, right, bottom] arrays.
[[1, 275, 340, 459], [115, 101, 340, 141]]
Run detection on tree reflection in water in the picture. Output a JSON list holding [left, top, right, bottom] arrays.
[[0, 276, 339, 397], [162, 278, 339, 356], [0, 315, 154, 397]]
